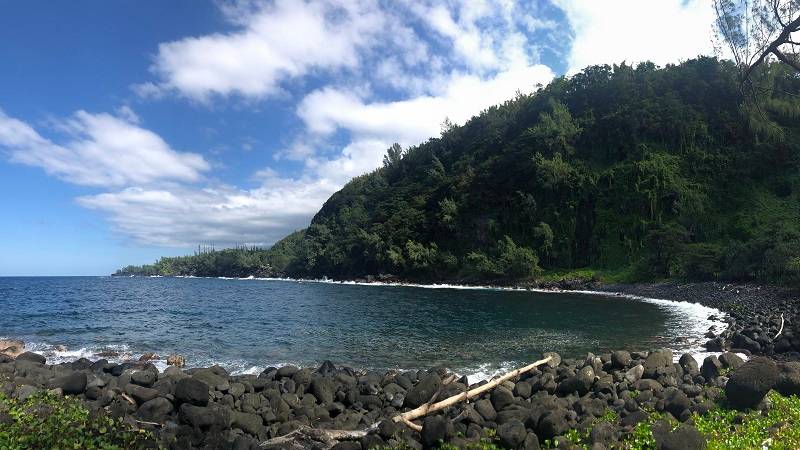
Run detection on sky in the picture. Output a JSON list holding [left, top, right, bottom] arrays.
[[0, 0, 718, 276]]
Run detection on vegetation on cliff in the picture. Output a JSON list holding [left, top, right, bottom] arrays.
[[118, 58, 800, 285]]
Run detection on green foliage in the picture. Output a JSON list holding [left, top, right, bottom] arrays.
[[120, 59, 800, 286], [0, 392, 155, 449]]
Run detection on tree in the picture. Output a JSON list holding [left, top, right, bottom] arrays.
[[382, 143, 404, 168], [714, 0, 800, 81]]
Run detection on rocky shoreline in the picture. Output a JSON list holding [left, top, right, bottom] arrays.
[[1, 281, 800, 449]]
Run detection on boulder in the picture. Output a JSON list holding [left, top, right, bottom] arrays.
[[474, 398, 497, 422], [404, 373, 441, 408], [166, 354, 186, 367], [725, 357, 778, 409], [16, 352, 45, 364], [231, 410, 264, 437], [643, 349, 673, 379], [175, 377, 210, 406], [653, 422, 706, 450], [311, 377, 335, 405], [625, 365, 644, 384], [131, 370, 157, 387], [179, 403, 230, 429], [0, 339, 25, 357], [776, 362, 800, 396], [732, 334, 761, 353], [125, 384, 160, 404], [537, 408, 569, 441], [700, 356, 722, 379], [718, 352, 745, 370], [491, 386, 515, 411], [421, 415, 453, 448], [49, 371, 87, 395], [678, 354, 699, 376], [663, 387, 691, 419], [611, 351, 631, 369], [136, 397, 173, 422], [138, 352, 159, 362], [497, 419, 527, 449]]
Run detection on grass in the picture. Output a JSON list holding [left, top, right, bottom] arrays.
[[0, 391, 156, 449], [535, 266, 637, 284]]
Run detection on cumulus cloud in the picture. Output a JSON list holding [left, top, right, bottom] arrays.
[[77, 179, 337, 247], [142, 0, 386, 101], [0, 108, 209, 187], [555, 0, 717, 73]]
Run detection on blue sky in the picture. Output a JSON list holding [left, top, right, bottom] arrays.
[[0, 0, 716, 275]]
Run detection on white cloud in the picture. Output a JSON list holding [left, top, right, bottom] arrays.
[[144, 0, 386, 101], [0, 108, 209, 187], [555, 0, 716, 73], [78, 180, 337, 247], [298, 64, 555, 146]]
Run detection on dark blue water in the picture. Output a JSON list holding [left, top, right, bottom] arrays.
[[0, 277, 720, 378]]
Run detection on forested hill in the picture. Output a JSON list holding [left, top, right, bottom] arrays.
[[118, 58, 800, 285]]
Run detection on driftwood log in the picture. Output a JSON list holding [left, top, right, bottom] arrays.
[[258, 355, 554, 449]]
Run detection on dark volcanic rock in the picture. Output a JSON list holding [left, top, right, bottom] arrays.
[[497, 419, 527, 449], [49, 371, 87, 395], [137, 397, 173, 422], [16, 352, 45, 364], [725, 357, 778, 409], [700, 356, 723, 379], [490, 386, 515, 411], [175, 377, 210, 406], [421, 415, 453, 448], [776, 362, 800, 396], [643, 349, 673, 379], [404, 373, 441, 408], [653, 422, 706, 450], [611, 350, 632, 369], [132, 370, 157, 387], [719, 352, 744, 370]]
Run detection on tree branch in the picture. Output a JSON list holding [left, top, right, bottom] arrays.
[[772, 48, 800, 72]]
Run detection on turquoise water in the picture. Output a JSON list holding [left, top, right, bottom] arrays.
[[0, 276, 719, 377]]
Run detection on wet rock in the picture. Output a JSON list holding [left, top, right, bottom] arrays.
[[0, 339, 25, 357], [138, 352, 159, 362], [725, 357, 778, 409], [166, 354, 185, 367]]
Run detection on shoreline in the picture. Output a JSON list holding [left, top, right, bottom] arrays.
[[1, 279, 799, 448]]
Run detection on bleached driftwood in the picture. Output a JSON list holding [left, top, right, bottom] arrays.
[[775, 313, 785, 339], [259, 356, 553, 449], [392, 355, 553, 425]]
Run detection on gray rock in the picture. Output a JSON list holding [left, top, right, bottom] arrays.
[[611, 351, 631, 369], [125, 384, 160, 404], [776, 362, 800, 396], [719, 352, 745, 370], [49, 371, 86, 395], [474, 398, 497, 421], [311, 377, 335, 405], [653, 422, 706, 450], [421, 415, 453, 448], [231, 410, 264, 437], [131, 370, 157, 387], [625, 364, 644, 384], [404, 373, 441, 408], [537, 408, 569, 441], [663, 387, 691, 419], [678, 354, 699, 376], [701, 356, 723, 379], [590, 421, 616, 445], [136, 397, 173, 422], [514, 380, 532, 399], [491, 386, 515, 411], [179, 403, 231, 429], [725, 357, 778, 409], [175, 377, 210, 406], [543, 352, 561, 368], [644, 349, 673, 379], [497, 419, 527, 449], [16, 352, 45, 364]]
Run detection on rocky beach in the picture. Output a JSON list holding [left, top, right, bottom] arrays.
[[2, 281, 800, 449]]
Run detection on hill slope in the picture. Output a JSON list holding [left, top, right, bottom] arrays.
[[119, 58, 800, 285], [284, 58, 800, 284]]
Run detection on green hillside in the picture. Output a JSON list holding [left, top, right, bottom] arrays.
[[119, 58, 800, 285]]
